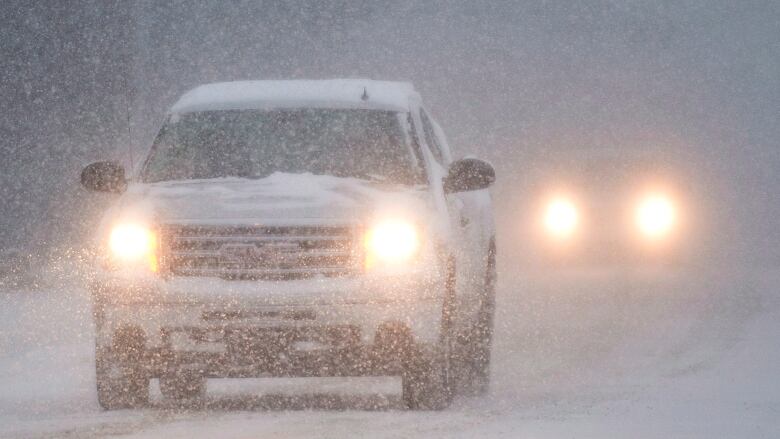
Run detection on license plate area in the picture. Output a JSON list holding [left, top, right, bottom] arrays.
[[225, 326, 360, 364]]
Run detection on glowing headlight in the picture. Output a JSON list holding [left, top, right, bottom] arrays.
[[544, 197, 578, 239], [364, 219, 420, 266], [108, 223, 158, 271], [635, 194, 676, 239]]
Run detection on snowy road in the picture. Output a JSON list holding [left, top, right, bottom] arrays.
[[1, 264, 779, 438]]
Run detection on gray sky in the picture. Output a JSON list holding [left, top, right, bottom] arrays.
[[1, 0, 778, 264]]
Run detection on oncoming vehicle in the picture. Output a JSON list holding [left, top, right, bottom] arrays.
[[81, 80, 496, 410], [515, 146, 701, 268]]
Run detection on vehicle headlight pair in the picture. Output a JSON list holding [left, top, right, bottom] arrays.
[[543, 193, 678, 241], [108, 223, 159, 272], [108, 220, 421, 272]]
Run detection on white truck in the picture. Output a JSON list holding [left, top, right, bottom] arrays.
[[81, 79, 496, 410]]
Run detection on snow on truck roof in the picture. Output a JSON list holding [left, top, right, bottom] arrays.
[[170, 79, 419, 114]]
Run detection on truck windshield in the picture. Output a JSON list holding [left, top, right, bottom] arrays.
[[142, 109, 423, 184]]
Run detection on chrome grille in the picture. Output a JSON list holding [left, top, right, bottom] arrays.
[[161, 224, 360, 280]]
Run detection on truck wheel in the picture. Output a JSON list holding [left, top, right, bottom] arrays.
[[160, 370, 206, 402], [402, 255, 456, 410], [456, 242, 496, 396], [95, 328, 149, 410], [402, 350, 453, 410]]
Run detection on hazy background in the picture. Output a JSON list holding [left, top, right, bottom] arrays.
[[1, 0, 778, 266]]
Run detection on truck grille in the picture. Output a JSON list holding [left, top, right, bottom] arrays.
[[161, 224, 361, 280]]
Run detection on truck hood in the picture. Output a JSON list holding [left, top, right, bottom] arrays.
[[115, 173, 431, 225]]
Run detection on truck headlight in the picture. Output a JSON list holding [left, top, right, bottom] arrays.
[[635, 193, 676, 239], [108, 223, 158, 271], [544, 197, 578, 239], [364, 219, 420, 267]]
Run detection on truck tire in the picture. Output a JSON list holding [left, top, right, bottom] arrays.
[[95, 328, 149, 410], [160, 371, 206, 402], [402, 350, 453, 410], [456, 241, 496, 396], [402, 256, 455, 410]]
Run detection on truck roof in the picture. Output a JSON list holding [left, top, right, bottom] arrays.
[[170, 79, 419, 114]]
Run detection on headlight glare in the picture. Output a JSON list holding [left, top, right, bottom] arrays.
[[364, 219, 420, 267], [108, 223, 158, 271], [636, 194, 676, 239], [544, 197, 578, 239]]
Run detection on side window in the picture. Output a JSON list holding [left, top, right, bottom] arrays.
[[420, 110, 445, 165]]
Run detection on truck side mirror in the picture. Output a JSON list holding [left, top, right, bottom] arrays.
[[443, 158, 495, 194], [81, 161, 127, 193]]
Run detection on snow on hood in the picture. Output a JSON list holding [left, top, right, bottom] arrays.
[[113, 172, 431, 227]]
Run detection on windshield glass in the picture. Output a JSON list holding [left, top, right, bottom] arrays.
[[142, 109, 423, 184]]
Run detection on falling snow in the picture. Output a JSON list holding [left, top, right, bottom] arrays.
[[1, 1, 779, 438]]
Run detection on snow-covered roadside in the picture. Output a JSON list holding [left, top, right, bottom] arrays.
[[0, 285, 97, 434], [1, 267, 778, 438], [486, 269, 780, 438]]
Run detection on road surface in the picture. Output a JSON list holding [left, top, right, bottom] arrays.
[[1, 262, 778, 438]]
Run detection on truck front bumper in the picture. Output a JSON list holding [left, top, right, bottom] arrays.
[[92, 270, 446, 377]]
